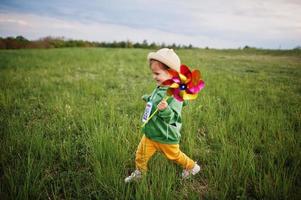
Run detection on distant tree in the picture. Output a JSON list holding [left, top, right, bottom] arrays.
[[243, 45, 250, 49], [5, 37, 20, 49], [293, 46, 301, 50], [142, 40, 148, 48], [0, 39, 6, 49], [15, 35, 29, 42], [126, 40, 133, 48], [27, 40, 51, 48], [149, 42, 157, 49], [133, 42, 141, 48], [112, 41, 118, 48], [119, 41, 126, 48], [0, 35, 200, 49]]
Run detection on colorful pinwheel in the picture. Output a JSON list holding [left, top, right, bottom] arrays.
[[162, 64, 205, 102], [141, 64, 204, 128]]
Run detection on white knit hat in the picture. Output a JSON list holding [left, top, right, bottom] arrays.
[[147, 48, 181, 72]]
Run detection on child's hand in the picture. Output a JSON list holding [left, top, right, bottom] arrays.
[[157, 99, 168, 111]]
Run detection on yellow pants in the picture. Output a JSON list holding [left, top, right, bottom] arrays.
[[135, 135, 195, 172]]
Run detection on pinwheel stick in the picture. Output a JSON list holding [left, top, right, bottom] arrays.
[[141, 96, 170, 128]]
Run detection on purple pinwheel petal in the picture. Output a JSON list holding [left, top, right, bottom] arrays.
[[172, 88, 184, 102]]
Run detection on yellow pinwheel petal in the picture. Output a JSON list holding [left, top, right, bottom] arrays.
[[179, 90, 186, 98], [179, 73, 187, 83], [183, 93, 198, 100], [170, 82, 179, 88]]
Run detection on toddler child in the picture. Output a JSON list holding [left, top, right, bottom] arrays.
[[125, 48, 200, 183]]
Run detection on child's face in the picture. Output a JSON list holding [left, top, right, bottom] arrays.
[[150, 60, 171, 86]]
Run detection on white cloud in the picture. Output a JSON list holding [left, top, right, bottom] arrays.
[[179, 0, 301, 39], [0, 12, 242, 48], [0, 18, 29, 26], [0, 0, 301, 49]]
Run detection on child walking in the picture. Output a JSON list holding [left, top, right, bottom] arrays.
[[125, 48, 200, 183]]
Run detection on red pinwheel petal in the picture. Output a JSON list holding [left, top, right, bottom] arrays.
[[180, 65, 191, 76], [180, 65, 192, 82], [191, 70, 201, 85], [172, 88, 184, 102], [167, 69, 179, 78], [187, 80, 205, 94], [162, 79, 174, 86]]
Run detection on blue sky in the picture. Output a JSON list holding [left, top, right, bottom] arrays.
[[0, 0, 300, 49]]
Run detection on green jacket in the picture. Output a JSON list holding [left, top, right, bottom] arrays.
[[141, 86, 186, 144]]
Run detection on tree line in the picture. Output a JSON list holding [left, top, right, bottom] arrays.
[[0, 36, 194, 49]]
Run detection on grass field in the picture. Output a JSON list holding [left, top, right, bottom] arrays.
[[0, 48, 300, 199]]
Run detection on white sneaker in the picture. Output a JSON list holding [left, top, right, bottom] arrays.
[[182, 162, 201, 179], [124, 169, 142, 183]]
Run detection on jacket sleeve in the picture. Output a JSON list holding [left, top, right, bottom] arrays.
[[157, 98, 182, 124], [141, 94, 151, 102]]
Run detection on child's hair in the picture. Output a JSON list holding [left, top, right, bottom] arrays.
[[149, 59, 170, 70]]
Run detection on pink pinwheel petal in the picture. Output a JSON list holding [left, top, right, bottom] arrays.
[[162, 79, 174, 86], [172, 77, 181, 83], [187, 80, 205, 94], [199, 80, 205, 90], [187, 81, 196, 92]]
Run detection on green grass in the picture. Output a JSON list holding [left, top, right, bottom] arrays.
[[0, 48, 300, 199]]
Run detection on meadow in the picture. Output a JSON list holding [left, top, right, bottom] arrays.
[[0, 47, 300, 199]]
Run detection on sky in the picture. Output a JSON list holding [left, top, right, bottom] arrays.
[[0, 0, 300, 49]]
